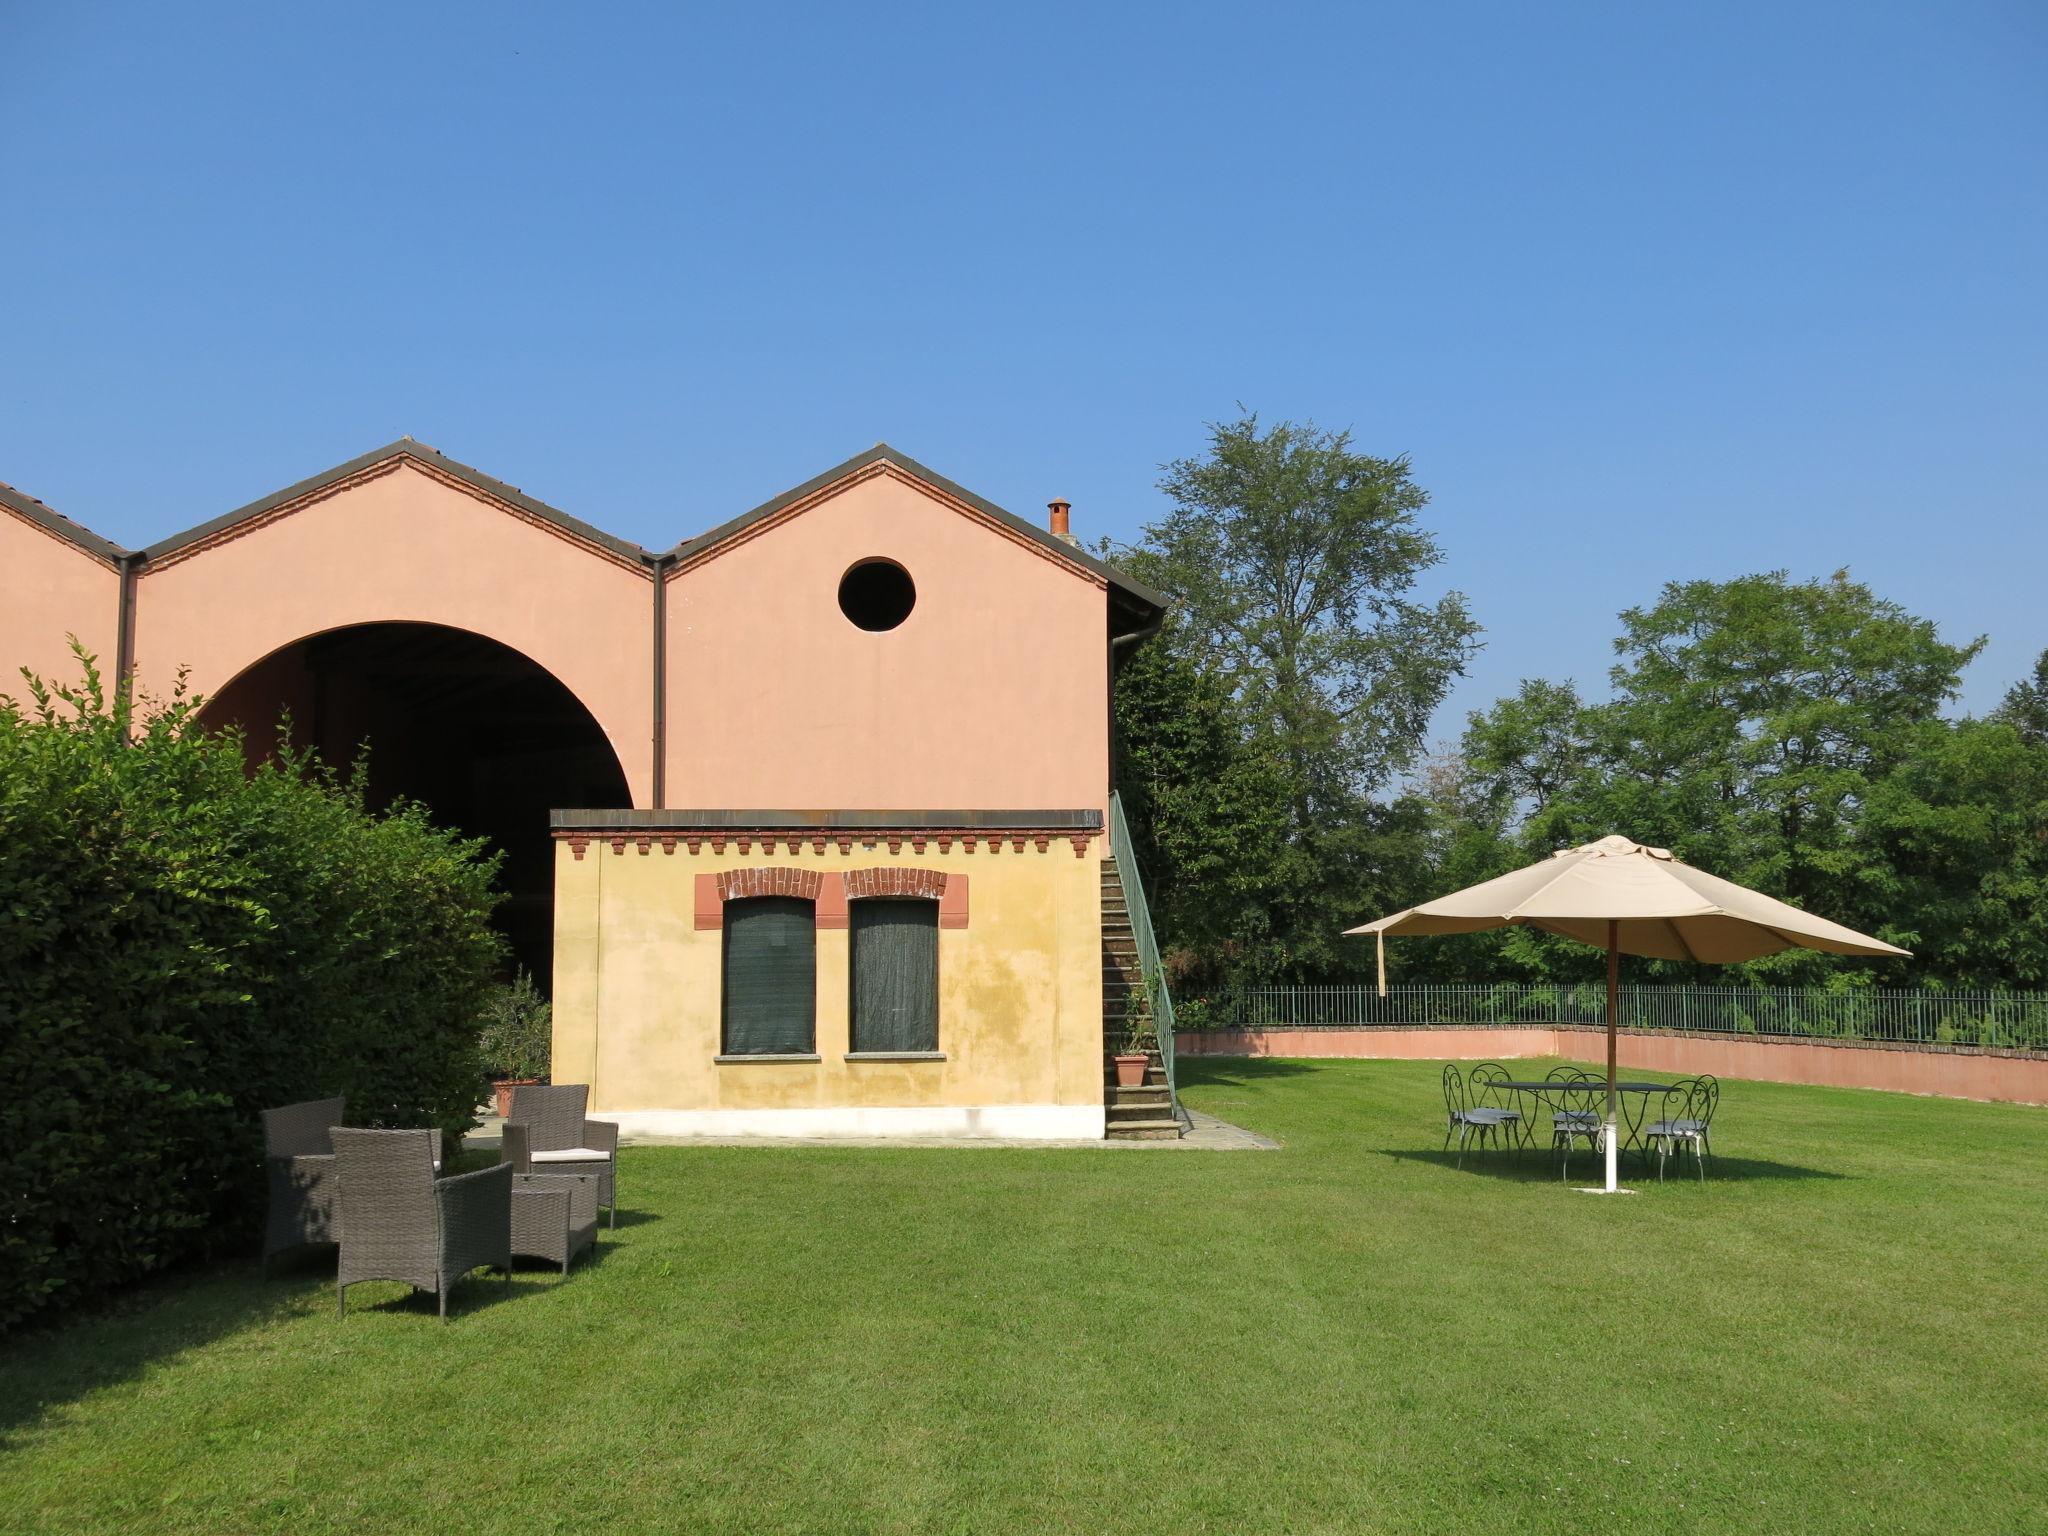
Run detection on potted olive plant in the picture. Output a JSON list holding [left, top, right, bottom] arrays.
[[477, 969, 551, 1117], [1113, 987, 1156, 1089]]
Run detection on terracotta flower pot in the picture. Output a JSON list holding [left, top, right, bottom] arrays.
[[492, 1078, 541, 1118], [1113, 1053, 1150, 1088]]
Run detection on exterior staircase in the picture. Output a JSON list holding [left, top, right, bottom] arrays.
[[1101, 857, 1182, 1140]]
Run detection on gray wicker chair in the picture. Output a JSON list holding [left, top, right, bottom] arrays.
[[262, 1096, 345, 1272], [511, 1171, 600, 1277], [332, 1128, 512, 1321], [503, 1084, 620, 1228]]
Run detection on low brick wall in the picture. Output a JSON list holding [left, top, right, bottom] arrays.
[[1175, 1025, 2048, 1106], [1177, 1026, 1562, 1063]]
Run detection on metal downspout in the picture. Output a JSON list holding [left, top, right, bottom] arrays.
[[649, 553, 670, 808]]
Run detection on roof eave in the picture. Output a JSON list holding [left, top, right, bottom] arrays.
[[0, 481, 132, 566], [662, 442, 1171, 624], [138, 438, 655, 568]]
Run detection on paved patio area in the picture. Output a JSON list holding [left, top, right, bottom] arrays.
[[466, 1105, 1278, 1152]]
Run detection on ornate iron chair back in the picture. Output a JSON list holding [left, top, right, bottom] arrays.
[[1683, 1075, 1720, 1134], [1441, 1063, 1471, 1127], [1468, 1062, 1514, 1111]]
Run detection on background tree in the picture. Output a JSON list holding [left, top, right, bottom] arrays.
[[1450, 570, 2007, 984], [1993, 647, 2048, 747], [1113, 414, 1478, 983]]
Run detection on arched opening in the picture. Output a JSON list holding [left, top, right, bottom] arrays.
[[197, 621, 632, 990]]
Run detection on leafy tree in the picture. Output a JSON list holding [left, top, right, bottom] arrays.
[[1113, 414, 1477, 983], [1146, 414, 1478, 820], [0, 649, 503, 1331], [1858, 719, 2048, 986], [1111, 630, 1293, 986], [1993, 648, 2048, 747], [1459, 678, 1591, 824], [1454, 570, 1995, 982]]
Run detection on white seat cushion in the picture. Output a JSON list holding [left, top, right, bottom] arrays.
[[531, 1147, 610, 1162]]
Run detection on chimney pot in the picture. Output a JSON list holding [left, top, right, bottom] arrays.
[[1048, 498, 1071, 537]]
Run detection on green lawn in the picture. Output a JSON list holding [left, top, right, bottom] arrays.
[[4, 1060, 2044, 1535]]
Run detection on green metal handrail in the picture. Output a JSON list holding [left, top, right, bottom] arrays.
[[1108, 790, 1179, 1120]]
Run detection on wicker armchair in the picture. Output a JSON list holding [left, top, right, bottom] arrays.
[[332, 1128, 511, 1321], [511, 1171, 600, 1277], [503, 1084, 619, 1228], [262, 1096, 345, 1272]]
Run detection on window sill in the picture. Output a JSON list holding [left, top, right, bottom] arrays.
[[713, 1053, 821, 1065], [844, 1051, 947, 1062]]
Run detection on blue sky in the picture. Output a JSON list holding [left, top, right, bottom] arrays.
[[4, 2, 2043, 742]]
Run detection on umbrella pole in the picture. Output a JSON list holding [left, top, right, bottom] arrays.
[[1604, 919, 1620, 1192]]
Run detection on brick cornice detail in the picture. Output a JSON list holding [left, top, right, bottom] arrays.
[[553, 825, 1099, 857], [843, 866, 947, 902], [715, 866, 824, 902], [665, 460, 1108, 593]]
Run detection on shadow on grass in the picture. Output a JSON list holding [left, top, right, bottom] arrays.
[[0, 1253, 326, 1451], [1177, 1057, 1321, 1087], [1382, 1148, 1846, 1184], [338, 1266, 535, 1321], [0, 1213, 599, 1451]]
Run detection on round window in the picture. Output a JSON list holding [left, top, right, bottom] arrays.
[[838, 559, 916, 631]]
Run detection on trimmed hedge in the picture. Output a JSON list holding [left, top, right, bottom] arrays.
[[0, 653, 504, 1332]]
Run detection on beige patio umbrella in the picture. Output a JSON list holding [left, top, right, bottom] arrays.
[[1348, 835, 1908, 1191]]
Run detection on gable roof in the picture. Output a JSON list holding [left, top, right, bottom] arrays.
[[0, 479, 132, 566], [140, 438, 652, 568], [666, 443, 1167, 625], [0, 439, 1166, 634]]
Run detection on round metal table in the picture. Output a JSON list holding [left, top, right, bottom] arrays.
[[1479, 1079, 1674, 1159]]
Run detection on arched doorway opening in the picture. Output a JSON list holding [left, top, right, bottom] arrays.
[[197, 622, 632, 989]]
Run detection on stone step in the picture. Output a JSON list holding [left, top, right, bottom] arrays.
[[1108, 1106, 1174, 1126], [1108, 1081, 1171, 1101], [1104, 1119, 1182, 1140], [1108, 1095, 1171, 1115]]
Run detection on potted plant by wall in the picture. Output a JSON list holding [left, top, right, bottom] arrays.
[[1114, 993, 1156, 1089], [478, 970, 551, 1117]]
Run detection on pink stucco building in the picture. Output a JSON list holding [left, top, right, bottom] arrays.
[[3, 441, 1175, 1139]]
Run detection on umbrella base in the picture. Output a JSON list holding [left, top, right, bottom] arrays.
[[1574, 1186, 1637, 1195]]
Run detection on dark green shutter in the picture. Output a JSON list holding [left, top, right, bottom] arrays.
[[850, 899, 939, 1053], [721, 898, 816, 1054]]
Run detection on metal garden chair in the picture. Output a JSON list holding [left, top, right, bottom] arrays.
[[1470, 1061, 1530, 1149], [1645, 1076, 1720, 1182], [1441, 1064, 1520, 1168], [1544, 1065, 1602, 1181]]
